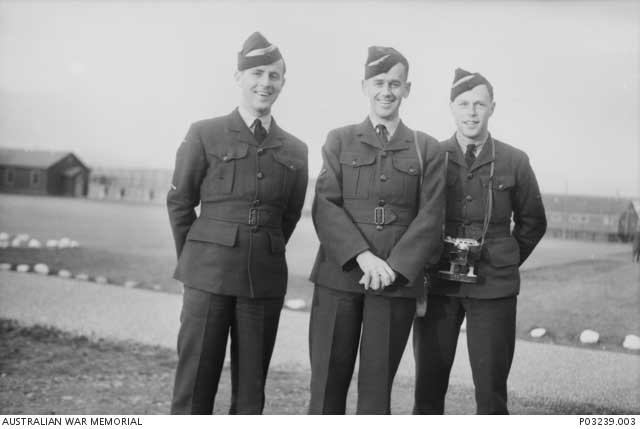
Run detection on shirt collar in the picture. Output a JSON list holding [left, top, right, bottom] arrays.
[[368, 115, 400, 139], [457, 135, 487, 156], [238, 105, 272, 132]]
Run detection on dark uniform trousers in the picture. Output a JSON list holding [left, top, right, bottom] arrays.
[[167, 109, 308, 414], [413, 295, 516, 414], [308, 119, 445, 414], [308, 285, 416, 414], [412, 134, 546, 415], [171, 287, 283, 414]]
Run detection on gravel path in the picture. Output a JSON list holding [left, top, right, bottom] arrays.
[[1, 271, 638, 412]]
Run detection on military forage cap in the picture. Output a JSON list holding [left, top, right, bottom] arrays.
[[450, 68, 494, 101], [237, 31, 285, 72], [364, 46, 409, 80]]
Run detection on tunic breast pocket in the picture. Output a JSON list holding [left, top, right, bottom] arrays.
[[269, 151, 303, 197], [391, 156, 421, 202], [481, 175, 515, 222], [339, 151, 376, 199], [206, 145, 249, 194]]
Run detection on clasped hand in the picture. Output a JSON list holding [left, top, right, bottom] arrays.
[[356, 250, 396, 291]]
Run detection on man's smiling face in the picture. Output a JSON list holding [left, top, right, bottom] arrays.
[[362, 62, 411, 121], [236, 59, 286, 116]]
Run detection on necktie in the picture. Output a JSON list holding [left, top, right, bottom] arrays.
[[375, 124, 389, 145], [465, 144, 477, 168], [253, 119, 267, 144]]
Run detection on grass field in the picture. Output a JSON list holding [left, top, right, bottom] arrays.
[[1, 319, 628, 415], [0, 194, 638, 351]]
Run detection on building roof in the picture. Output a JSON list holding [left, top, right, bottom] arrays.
[[0, 147, 83, 169]]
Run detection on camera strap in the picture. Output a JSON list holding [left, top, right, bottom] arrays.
[[478, 137, 496, 252]]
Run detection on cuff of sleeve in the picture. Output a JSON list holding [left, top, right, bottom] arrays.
[[340, 245, 369, 272]]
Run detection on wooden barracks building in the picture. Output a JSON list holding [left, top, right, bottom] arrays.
[[0, 148, 90, 197]]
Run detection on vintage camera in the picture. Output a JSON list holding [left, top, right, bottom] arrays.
[[437, 236, 481, 283]]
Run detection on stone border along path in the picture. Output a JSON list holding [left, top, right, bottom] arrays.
[[1, 262, 639, 345], [1, 271, 639, 413]]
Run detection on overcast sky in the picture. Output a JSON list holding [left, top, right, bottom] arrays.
[[0, 0, 638, 197]]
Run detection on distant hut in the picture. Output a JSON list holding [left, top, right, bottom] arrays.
[[0, 148, 90, 197], [542, 194, 632, 242], [617, 200, 640, 242]]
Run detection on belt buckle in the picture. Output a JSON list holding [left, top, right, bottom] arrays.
[[248, 208, 259, 226], [374, 206, 385, 228]]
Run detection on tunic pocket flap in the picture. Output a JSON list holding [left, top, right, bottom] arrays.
[[339, 151, 377, 167], [273, 151, 304, 171], [207, 144, 249, 162], [481, 175, 515, 190], [186, 218, 238, 247], [268, 231, 286, 254], [392, 157, 421, 176], [484, 237, 520, 267]]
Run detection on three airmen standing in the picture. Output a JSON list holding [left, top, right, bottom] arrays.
[[167, 33, 546, 415]]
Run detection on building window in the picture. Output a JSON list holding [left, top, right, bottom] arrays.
[[31, 171, 39, 186], [6, 169, 14, 184]]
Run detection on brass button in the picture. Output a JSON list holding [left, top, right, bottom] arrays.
[[252, 199, 260, 207], [257, 172, 264, 180], [380, 174, 387, 182], [409, 167, 416, 174], [378, 199, 386, 206], [289, 164, 296, 170], [257, 148, 264, 155], [467, 173, 473, 180], [223, 155, 229, 162], [380, 151, 387, 157], [465, 195, 473, 202], [376, 225, 384, 231], [352, 160, 357, 166], [498, 184, 505, 190]]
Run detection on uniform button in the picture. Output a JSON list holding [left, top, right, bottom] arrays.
[[376, 225, 384, 231], [467, 173, 473, 180], [378, 199, 386, 206], [257, 172, 264, 180], [498, 184, 505, 190], [380, 151, 387, 157], [465, 195, 473, 202], [222, 155, 229, 162], [257, 148, 264, 155], [251, 226, 259, 232], [409, 167, 416, 174], [380, 174, 387, 182], [252, 199, 260, 207], [352, 160, 357, 166]]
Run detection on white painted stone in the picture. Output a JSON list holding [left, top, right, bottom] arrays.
[[0, 241, 9, 249], [58, 237, 71, 248], [16, 264, 30, 273], [34, 263, 50, 275], [622, 334, 640, 350], [11, 238, 23, 247], [0, 263, 11, 271], [460, 317, 467, 332], [58, 269, 72, 278], [580, 329, 600, 344], [530, 328, 546, 338], [284, 299, 306, 311], [27, 239, 41, 248], [46, 240, 59, 248], [94, 276, 108, 285], [0, 232, 9, 240], [70, 240, 79, 248], [124, 280, 139, 288], [75, 273, 90, 281]]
